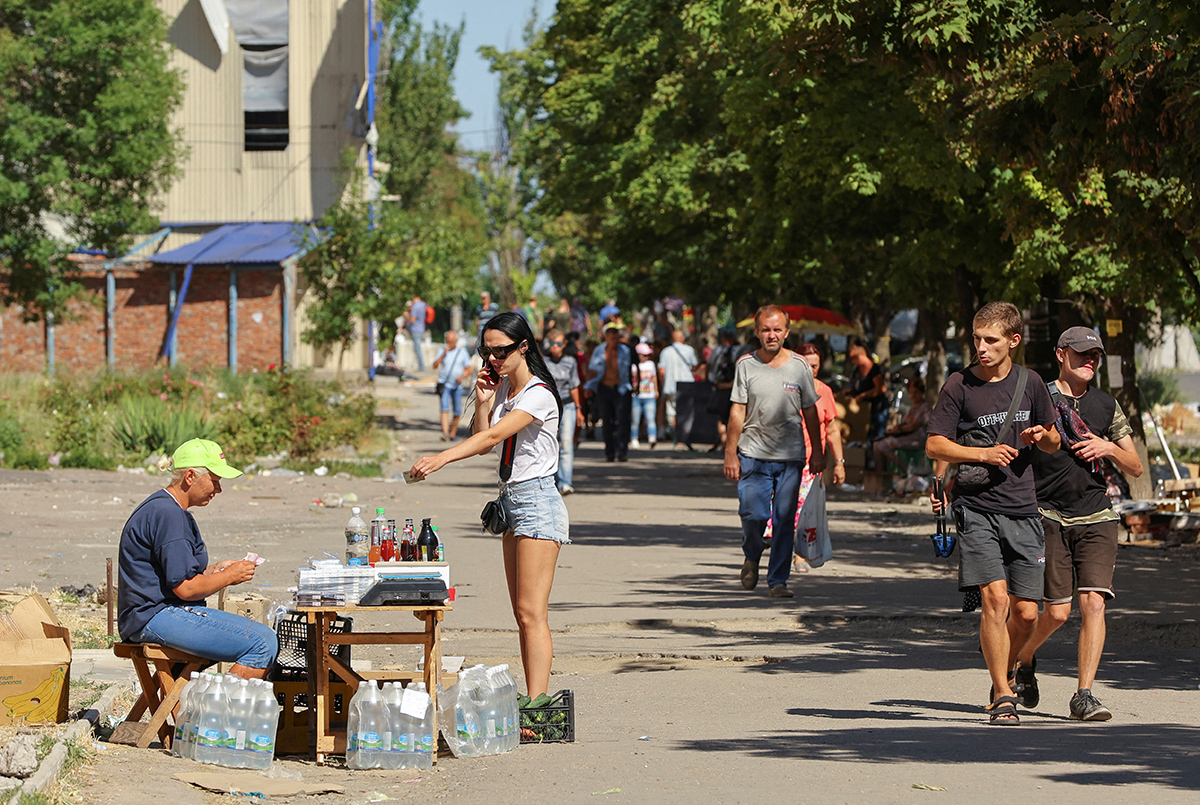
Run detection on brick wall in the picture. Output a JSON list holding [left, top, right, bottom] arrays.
[[0, 263, 285, 374]]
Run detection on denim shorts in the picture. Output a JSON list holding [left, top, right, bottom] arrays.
[[132, 605, 279, 670], [499, 476, 571, 544], [440, 384, 463, 416]]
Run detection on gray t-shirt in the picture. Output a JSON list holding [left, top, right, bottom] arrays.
[[731, 351, 819, 462], [659, 342, 697, 395], [545, 354, 580, 402]]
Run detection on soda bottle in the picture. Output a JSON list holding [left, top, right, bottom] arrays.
[[245, 680, 279, 771], [369, 508, 385, 565], [345, 507, 369, 566], [381, 518, 397, 562], [417, 518, 438, 562], [402, 519, 416, 561]]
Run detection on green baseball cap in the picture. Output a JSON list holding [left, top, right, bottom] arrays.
[[172, 438, 243, 479]]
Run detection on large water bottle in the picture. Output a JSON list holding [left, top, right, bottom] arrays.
[[193, 675, 229, 766], [244, 680, 280, 771], [498, 665, 519, 751], [411, 683, 435, 769], [380, 682, 403, 770], [221, 679, 255, 768], [180, 673, 215, 760], [345, 507, 370, 566], [172, 672, 201, 757], [482, 668, 504, 754], [347, 681, 388, 769]]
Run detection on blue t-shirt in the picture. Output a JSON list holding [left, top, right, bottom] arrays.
[[410, 300, 427, 335], [117, 489, 210, 640]]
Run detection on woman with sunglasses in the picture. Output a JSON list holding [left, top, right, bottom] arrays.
[[409, 312, 568, 698], [544, 328, 586, 494]]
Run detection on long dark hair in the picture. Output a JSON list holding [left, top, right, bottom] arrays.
[[483, 312, 563, 419]]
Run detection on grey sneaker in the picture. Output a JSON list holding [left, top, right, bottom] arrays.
[[768, 584, 794, 598], [1069, 689, 1112, 721], [740, 560, 759, 590]]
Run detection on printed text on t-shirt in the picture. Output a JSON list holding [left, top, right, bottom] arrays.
[[977, 409, 1030, 427]]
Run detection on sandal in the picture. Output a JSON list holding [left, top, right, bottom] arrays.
[[986, 695, 1020, 726]]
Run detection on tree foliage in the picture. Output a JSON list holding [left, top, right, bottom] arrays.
[[0, 0, 184, 321]]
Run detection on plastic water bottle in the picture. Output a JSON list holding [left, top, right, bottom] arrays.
[[411, 683, 435, 768], [483, 668, 505, 754], [172, 672, 201, 757], [380, 682, 402, 770], [193, 675, 229, 766], [222, 679, 254, 768], [245, 680, 280, 771], [451, 670, 485, 757], [345, 507, 369, 566], [347, 681, 388, 769], [181, 673, 215, 760], [498, 665, 519, 750]]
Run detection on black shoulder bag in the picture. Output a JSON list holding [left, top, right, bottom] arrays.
[[954, 365, 1027, 492]]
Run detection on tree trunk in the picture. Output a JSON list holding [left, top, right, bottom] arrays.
[[1104, 297, 1151, 499], [697, 304, 719, 351], [920, 309, 948, 401]]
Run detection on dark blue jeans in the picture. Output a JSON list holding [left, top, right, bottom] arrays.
[[738, 454, 803, 589], [595, 384, 631, 460]]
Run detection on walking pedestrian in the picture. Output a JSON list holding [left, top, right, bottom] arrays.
[[409, 312, 568, 698], [433, 330, 474, 441], [630, 342, 659, 448], [407, 294, 428, 372], [1011, 326, 1143, 721], [724, 305, 824, 599], [545, 328, 585, 494], [585, 322, 635, 462], [926, 301, 1060, 725], [658, 329, 698, 444], [475, 291, 500, 343]]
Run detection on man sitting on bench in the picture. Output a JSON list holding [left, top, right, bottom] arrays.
[[118, 438, 278, 679]]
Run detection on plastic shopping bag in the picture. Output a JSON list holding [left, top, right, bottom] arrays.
[[796, 478, 832, 568]]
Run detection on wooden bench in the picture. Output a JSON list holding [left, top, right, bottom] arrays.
[[112, 643, 212, 749]]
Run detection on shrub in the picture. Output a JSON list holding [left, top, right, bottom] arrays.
[[0, 417, 25, 452], [1138, 369, 1183, 410], [112, 396, 215, 455], [8, 447, 49, 470], [60, 447, 116, 471]]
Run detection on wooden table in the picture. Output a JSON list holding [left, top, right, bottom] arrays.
[[294, 603, 452, 764]]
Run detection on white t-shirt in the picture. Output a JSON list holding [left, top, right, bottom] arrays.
[[489, 378, 561, 483]]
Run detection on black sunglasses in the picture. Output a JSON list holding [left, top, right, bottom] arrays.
[[477, 340, 525, 360]]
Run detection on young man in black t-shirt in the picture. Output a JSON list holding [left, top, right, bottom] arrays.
[[1011, 327, 1143, 721], [927, 302, 1061, 725]]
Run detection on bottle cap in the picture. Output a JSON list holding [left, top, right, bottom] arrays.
[[351, 506, 361, 515], [376, 507, 385, 514]]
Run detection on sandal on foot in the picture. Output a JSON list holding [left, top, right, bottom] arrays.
[[986, 695, 1020, 726]]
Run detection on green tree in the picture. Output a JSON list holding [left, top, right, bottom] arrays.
[[0, 0, 184, 322]]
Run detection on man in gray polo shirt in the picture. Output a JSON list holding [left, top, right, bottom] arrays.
[[724, 305, 824, 598]]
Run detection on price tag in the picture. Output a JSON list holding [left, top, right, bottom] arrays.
[[1106, 318, 1123, 337], [400, 686, 431, 718]]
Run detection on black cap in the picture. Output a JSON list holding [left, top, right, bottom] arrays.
[[1057, 326, 1105, 354]]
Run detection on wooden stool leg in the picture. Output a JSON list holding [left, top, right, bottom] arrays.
[[140, 660, 183, 750]]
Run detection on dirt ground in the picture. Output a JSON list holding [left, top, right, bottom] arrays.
[[6, 377, 1200, 803]]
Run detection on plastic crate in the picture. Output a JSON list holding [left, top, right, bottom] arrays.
[[519, 689, 575, 744], [271, 612, 352, 682], [272, 680, 354, 755]]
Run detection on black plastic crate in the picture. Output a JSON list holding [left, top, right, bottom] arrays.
[[519, 689, 575, 744], [270, 612, 352, 682]]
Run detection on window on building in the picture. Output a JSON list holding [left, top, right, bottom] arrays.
[[227, 0, 289, 152]]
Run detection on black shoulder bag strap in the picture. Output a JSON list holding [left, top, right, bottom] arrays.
[[993, 365, 1028, 445], [496, 381, 549, 482]]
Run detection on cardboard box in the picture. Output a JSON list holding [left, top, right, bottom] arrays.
[[843, 446, 867, 486], [0, 593, 71, 725]]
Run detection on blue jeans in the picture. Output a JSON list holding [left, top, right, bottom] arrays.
[[557, 401, 577, 489], [631, 397, 657, 442], [410, 331, 426, 372], [738, 454, 803, 589], [499, 476, 571, 543], [132, 605, 279, 670]]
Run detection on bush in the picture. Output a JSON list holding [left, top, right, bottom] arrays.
[[60, 447, 116, 471], [0, 417, 25, 452], [1139, 370, 1184, 409], [8, 447, 49, 470], [112, 396, 215, 455]]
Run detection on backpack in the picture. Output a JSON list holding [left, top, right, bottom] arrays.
[[425, 305, 435, 324]]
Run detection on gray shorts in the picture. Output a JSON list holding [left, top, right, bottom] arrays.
[[953, 504, 1045, 600]]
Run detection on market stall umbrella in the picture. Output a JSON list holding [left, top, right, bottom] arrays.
[[736, 305, 859, 335]]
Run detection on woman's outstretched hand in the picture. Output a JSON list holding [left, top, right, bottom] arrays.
[[409, 453, 448, 481]]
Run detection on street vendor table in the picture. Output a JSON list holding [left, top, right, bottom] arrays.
[[293, 603, 452, 764]]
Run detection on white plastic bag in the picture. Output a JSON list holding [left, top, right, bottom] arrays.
[[796, 478, 832, 568]]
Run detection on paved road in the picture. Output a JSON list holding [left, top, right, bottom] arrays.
[[10, 376, 1200, 803]]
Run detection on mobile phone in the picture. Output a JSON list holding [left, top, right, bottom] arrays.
[[485, 365, 500, 382]]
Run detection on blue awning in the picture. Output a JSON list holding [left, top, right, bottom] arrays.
[[151, 222, 306, 265]]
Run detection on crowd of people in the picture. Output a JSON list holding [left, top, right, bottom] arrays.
[[120, 293, 1139, 728]]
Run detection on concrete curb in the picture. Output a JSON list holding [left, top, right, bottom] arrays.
[[5, 682, 122, 805]]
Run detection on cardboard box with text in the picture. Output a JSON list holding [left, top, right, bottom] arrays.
[[0, 593, 72, 725]]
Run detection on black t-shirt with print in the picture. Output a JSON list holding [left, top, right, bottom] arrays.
[[927, 366, 1058, 517]]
